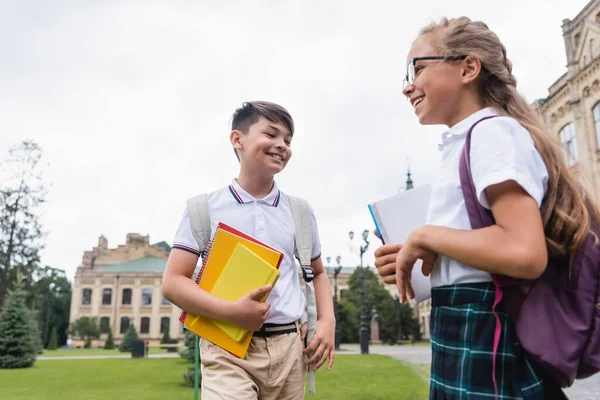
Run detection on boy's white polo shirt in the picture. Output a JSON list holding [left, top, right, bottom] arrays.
[[427, 107, 549, 287], [172, 179, 321, 325]]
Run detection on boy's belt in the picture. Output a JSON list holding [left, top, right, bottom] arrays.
[[253, 322, 297, 337]]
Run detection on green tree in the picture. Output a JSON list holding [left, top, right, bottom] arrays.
[[47, 326, 58, 350], [345, 267, 421, 343], [118, 324, 139, 352], [160, 328, 171, 345], [28, 266, 71, 348], [70, 317, 100, 348], [0, 141, 48, 308], [103, 330, 114, 350], [336, 298, 359, 343], [0, 284, 39, 368]]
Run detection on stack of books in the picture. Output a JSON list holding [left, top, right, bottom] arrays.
[[179, 222, 284, 358]]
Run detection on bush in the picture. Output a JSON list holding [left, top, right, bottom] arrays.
[[160, 329, 171, 345], [118, 324, 139, 353], [104, 330, 115, 350]]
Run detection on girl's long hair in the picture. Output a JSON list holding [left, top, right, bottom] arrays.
[[419, 17, 599, 263]]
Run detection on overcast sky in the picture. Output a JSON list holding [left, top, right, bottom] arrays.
[[0, 0, 590, 279]]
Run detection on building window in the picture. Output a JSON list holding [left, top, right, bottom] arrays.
[[141, 317, 150, 334], [340, 289, 348, 299], [100, 317, 110, 333], [160, 317, 170, 334], [102, 288, 112, 305], [593, 103, 600, 150], [122, 288, 132, 305], [161, 297, 170, 305], [559, 122, 578, 166], [141, 288, 152, 305], [120, 317, 130, 334], [81, 288, 92, 305]]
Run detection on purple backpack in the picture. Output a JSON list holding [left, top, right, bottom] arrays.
[[459, 116, 600, 388]]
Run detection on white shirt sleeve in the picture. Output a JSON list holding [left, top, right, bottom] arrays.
[[470, 116, 549, 209], [309, 205, 322, 261], [172, 208, 201, 256]]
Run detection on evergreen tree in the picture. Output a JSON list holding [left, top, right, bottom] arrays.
[[181, 329, 201, 387], [160, 328, 171, 345], [118, 324, 139, 352], [180, 329, 197, 362], [47, 326, 58, 350], [103, 330, 114, 350], [0, 286, 38, 368]]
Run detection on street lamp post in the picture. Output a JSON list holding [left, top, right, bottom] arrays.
[[334, 256, 342, 349], [326, 256, 343, 350], [349, 229, 370, 355]]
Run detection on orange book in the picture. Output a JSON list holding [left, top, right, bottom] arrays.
[[180, 223, 283, 358]]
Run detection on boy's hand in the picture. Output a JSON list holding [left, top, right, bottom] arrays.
[[300, 321, 308, 342], [303, 318, 335, 371], [374, 243, 402, 284], [230, 285, 272, 331]]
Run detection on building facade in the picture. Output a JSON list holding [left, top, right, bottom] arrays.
[[540, 0, 600, 199], [69, 233, 365, 348]]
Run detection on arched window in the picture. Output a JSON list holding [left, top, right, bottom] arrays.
[[100, 317, 110, 333], [120, 317, 130, 334], [593, 103, 600, 150], [160, 317, 170, 334], [122, 288, 132, 305], [140, 317, 150, 334], [559, 123, 578, 166]]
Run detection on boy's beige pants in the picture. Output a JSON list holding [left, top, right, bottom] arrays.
[[200, 321, 307, 400]]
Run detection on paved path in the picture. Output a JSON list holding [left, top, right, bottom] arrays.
[[37, 352, 180, 360], [341, 344, 600, 399]]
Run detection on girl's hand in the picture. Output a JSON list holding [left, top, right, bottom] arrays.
[[374, 242, 402, 284], [395, 228, 437, 303]]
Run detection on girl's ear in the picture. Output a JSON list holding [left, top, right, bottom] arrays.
[[461, 56, 482, 85]]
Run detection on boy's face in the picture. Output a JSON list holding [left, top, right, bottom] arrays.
[[232, 117, 293, 176]]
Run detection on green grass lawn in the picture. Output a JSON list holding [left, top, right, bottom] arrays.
[[40, 347, 170, 357], [0, 355, 428, 400]]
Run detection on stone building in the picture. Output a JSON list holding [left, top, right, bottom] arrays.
[[539, 0, 600, 199], [68, 233, 360, 348]]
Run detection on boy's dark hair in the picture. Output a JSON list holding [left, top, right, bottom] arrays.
[[231, 101, 294, 135]]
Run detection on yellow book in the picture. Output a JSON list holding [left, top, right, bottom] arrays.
[[211, 243, 280, 342], [181, 223, 283, 358]]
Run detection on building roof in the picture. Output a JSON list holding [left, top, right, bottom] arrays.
[[153, 241, 172, 252], [85, 256, 168, 274]]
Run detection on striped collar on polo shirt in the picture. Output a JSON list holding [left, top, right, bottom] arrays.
[[228, 179, 281, 207]]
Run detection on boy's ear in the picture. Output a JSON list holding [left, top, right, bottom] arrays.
[[230, 130, 243, 150], [461, 56, 482, 85]]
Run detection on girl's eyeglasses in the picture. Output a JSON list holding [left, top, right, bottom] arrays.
[[403, 55, 467, 89]]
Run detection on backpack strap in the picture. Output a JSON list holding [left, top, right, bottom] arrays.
[[288, 195, 317, 396], [186, 193, 211, 282], [185, 193, 211, 400], [459, 115, 519, 400]]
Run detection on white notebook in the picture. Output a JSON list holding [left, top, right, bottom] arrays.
[[368, 184, 432, 303]]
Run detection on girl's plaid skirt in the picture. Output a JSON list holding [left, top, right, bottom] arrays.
[[429, 282, 566, 400]]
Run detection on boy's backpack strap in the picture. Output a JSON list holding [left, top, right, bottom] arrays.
[[184, 193, 211, 400], [186, 193, 211, 282], [288, 195, 317, 396]]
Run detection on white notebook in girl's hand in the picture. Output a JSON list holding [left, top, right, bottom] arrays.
[[368, 184, 432, 303]]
